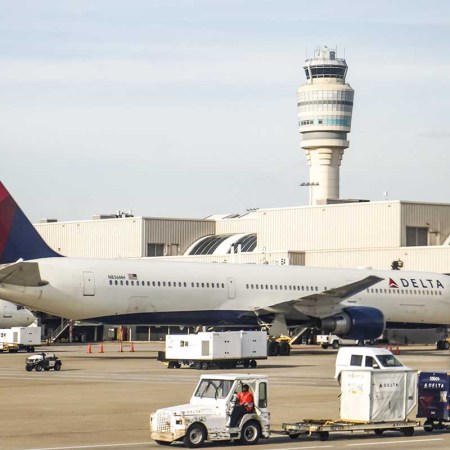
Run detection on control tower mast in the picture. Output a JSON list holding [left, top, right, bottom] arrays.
[[298, 46, 354, 205]]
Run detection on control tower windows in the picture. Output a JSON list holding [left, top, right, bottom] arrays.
[[305, 65, 346, 80]]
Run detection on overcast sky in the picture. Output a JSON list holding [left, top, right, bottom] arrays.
[[1, 0, 449, 222]]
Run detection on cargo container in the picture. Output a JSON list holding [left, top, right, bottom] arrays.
[[158, 330, 267, 369], [0, 327, 41, 352], [417, 371, 450, 432]]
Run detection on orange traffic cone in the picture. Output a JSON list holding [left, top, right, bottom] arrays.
[[389, 344, 393, 352], [130, 342, 135, 352], [99, 342, 104, 353], [396, 344, 400, 355], [119, 341, 123, 352], [87, 343, 92, 354]]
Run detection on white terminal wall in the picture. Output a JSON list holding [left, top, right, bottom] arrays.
[[36, 217, 215, 258], [34, 200, 450, 271]]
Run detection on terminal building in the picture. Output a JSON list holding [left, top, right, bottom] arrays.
[[33, 47, 450, 343]]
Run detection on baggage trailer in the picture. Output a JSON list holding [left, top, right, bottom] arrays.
[[282, 418, 419, 441], [282, 368, 419, 442], [158, 330, 267, 370], [417, 371, 450, 432]]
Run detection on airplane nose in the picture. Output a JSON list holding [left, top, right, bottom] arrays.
[[26, 311, 36, 324]]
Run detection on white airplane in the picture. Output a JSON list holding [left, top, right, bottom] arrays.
[[0, 181, 449, 340], [0, 299, 35, 328]]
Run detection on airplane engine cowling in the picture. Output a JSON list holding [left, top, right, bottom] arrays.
[[320, 307, 385, 340]]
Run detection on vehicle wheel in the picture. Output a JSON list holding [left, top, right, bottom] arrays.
[[357, 340, 364, 347], [402, 427, 414, 437], [200, 362, 209, 370], [54, 361, 61, 371], [444, 341, 450, 350], [193, 362, 202, 370], [35, 363, 42, 372], [155, 440, 172, 446], [183, 423, 206, 448], [436, 341, 443, 350], [239, 420, 261, 445], [279, 341, 290, 356], [243, 360, 250, 368], [318, 431, 329, 441], [250, 360, 257, 368], [374, 429, 384, 436], [267, 341, 279, 356], [332, 341, 339, 349], [288, 433, 299, 439], [25, 365, 33, 372], [44, 367, 50, 371], [424, 419, 434, 432], [167, 361, 176, 369], [321, 344, 329, 349]]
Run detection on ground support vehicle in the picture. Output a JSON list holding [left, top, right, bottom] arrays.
[[150, 373, 270, 447], [0, 326, 41, 352], [0, 342, 19, 353], [159, 330, 267, 370], [418, 371, 450, 432], [316, 334, 368, 349], [282, 418, 419, 441], [266, 335, 291, 356], [436, 337, 450, 350], [25, 352, 62, 371]]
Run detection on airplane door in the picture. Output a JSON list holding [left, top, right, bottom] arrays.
[[2, 303, 12, 318], [227, 278, 236, 299], [83, 272, 95, 296]]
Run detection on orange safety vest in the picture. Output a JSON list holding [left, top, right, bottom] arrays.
[[237, 391, 254, 412]]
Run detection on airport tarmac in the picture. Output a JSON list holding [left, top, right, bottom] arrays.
[[0, 342, 449, 450]]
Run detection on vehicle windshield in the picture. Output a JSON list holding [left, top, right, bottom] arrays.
[[377, 354, 403, 368], [194, 379, 234, 399]]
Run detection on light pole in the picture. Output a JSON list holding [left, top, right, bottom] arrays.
[[299, 182, 319, 205]]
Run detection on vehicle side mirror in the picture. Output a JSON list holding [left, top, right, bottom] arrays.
[[372, 364, 379, 369]]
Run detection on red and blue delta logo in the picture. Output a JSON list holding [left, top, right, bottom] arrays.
[[389, 278, 399, 288], [389, 277, 444, 289]]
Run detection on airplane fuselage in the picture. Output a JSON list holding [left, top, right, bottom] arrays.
[[1, 257, 449, 329]]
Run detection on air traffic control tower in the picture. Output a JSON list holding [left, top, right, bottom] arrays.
[[298, 46, 354, 205]]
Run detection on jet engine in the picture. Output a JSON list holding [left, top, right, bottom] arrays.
[[320, 306, 385, 340]]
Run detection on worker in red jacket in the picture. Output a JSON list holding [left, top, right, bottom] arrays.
[[229, 384, 254, 427]]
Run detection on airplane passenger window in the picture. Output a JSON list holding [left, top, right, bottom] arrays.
[[120, 280, 123, 285], [115, 280, 118, 286], [221, 283, 225, 288]]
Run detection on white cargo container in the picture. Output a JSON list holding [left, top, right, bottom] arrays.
[[340, 369, 417, 422], [0, 327, 41, 352], [160, 330, 267, 370]]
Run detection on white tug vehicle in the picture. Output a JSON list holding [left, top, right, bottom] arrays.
[[150, 373, 269, 447]]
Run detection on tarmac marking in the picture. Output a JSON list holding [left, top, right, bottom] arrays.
[[276, 446, 334, 449], [346, 438, 444, 446], [24, 443, 149, 450]]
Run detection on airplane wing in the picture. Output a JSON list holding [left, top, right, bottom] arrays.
[[254, 275, 383, 318], [0, 261, 46, 287]]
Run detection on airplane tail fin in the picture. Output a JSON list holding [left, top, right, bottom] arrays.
[[0, 182, 62, 264]]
